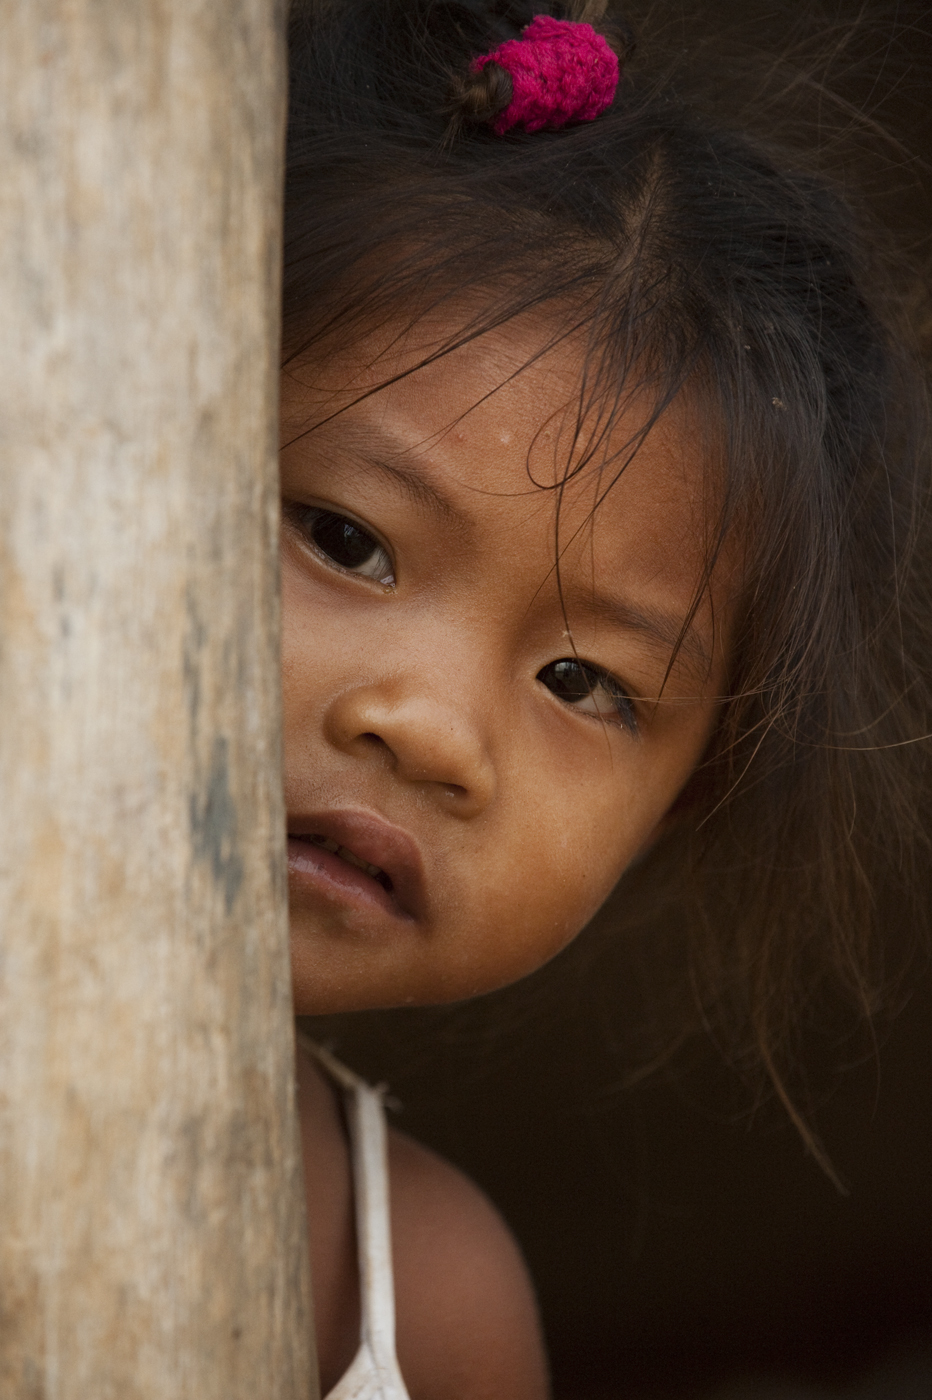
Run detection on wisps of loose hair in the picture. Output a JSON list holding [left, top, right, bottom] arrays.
[[284, 0, 932, 1164]]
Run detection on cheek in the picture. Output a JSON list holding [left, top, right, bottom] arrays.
[[454, 727, 711, 993], [280, 569, 310, 698], [460, 798, 632, 987], [280, 567, 344, 722]]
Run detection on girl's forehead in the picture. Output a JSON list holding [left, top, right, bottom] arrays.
[[282, 318, 734, 676], [283, 315, 718, 542]]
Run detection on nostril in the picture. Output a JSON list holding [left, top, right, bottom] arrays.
[[334, 704, 492, 811]]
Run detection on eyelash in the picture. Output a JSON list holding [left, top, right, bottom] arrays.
[[537, 657, 639, 735], [283, 503, 396, 587]]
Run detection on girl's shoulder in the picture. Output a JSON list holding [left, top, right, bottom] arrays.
[[387, 1122, 549, 1400], [297, 1041, 549, 1400]]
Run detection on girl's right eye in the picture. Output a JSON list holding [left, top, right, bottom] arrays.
[[286, 505, 395, 586]]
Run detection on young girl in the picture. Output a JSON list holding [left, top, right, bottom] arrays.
[[278, 2, 931, 1396]]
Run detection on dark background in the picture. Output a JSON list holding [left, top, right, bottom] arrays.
[[304, 3, 932, 1395], [304, 949, 932, 1398]]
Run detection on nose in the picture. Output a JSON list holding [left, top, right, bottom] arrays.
[[323, 681, 496, 818]]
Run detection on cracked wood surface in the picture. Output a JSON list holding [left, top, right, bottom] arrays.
[[0, 2, 317, 1395]]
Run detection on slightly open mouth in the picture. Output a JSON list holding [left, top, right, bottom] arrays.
[[297, 833, 393, 893]]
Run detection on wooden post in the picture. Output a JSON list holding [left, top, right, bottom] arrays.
[[0, 3, 317, 1398]]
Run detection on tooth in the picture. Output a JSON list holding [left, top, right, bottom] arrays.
[[337, 844, 367, 872], [309, 834, 384, 880], [331, 844, 385, 880]]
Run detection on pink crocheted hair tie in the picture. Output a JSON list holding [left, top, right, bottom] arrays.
[[473, 15, 620, 136]]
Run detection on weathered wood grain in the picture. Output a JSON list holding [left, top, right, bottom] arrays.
[[0, 2, 317, 1395]]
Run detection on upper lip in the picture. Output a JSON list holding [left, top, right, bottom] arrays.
[[287, 808, 427, 920]]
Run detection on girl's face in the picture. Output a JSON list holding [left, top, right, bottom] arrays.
[[281, 320, 732, 1014]]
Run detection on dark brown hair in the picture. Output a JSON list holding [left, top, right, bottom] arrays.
[[284, 0, 932, 1151]]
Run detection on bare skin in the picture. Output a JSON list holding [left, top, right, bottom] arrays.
[[280, 318, 732, 1398]]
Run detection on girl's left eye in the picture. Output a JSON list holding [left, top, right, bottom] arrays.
[[286, 505, 395, 586], [538, 657, 638, 733]]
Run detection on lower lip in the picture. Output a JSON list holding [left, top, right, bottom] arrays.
[[287, 836, 410, 922]]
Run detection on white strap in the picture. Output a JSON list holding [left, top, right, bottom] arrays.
[[303, 1040, 410, 1400], [344, 1073, 396, 1362]]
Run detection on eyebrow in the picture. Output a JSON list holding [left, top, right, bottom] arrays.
[[565, 590, 715, 683], [337, 427, 464, 524]]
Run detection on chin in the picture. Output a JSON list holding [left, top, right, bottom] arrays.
[[290, 942, 576, 1019]]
